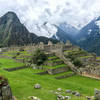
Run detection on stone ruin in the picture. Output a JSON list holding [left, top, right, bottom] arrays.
[[3, 40, 75, 54], [0, 76, 13, 100], [65, 40, 72, 46]]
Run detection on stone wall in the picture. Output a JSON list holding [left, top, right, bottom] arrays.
[[1, 41, 76, 55], [47, 66, 69, 75], [44, 60, 64, 66], [3, 66, 28, 71], [81, 66, 100, 79]]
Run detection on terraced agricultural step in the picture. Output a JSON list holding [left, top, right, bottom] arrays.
[[64, 50, 90, 58], [44, 60, 64, 66], [3, 66, 28, 71], [36, 71, 48, 75], [47, 66, 69, 75], [46, 53, 55, 57], [48, 56, 59, 61], [55, 72, 75, 79]]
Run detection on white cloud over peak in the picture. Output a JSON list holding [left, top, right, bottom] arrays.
[[0, 0, 100, 37]]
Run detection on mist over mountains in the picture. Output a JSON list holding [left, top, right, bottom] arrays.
[[1, 11, 100, 55], [0, 12, 58, 46], [76, 16, 100, 55]]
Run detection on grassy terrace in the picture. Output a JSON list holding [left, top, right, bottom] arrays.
[[42, 64, 67, 69], [48, 56, 58, 59], [47, 58, 63, 62], [64, 50, 76, 53], [0, 55, 100, 100], [0, 66, 100, 100], [1, 50, 31, 58], [79, 56, 93, 59], [96, 57, 100, 60], [0, 58, 24, 68], [64, 50, 89, 56], [46, 71, 73, 77]]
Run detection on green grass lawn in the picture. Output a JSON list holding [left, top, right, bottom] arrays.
[[0, 58, 100, 100], [0, 58, 24, 68]]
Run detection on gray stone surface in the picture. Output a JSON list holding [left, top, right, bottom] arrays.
[[0, 85, 13, 100], [86, 96, 92, 100], [57, 88, 62, 92], [75, 92, 81, 96], [66, 90, 71, 93], [34, 84, 41, 89], [94, 89, 100, 100], [65, 96, 71, 100]]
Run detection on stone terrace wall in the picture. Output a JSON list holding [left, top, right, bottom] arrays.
[[3, 66, 28, 72], [81, 66, 100, 78], [47, 66, 69, 75]]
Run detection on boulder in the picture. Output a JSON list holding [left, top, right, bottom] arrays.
[[75, 92, 81, 96], [94, 89, 100, 100], [57, 88, 62, 92], [28, 96, 41, 100], [57, 95, 64, 100], [34, 84, 41, 89], [65, 96, 71, 100], [86, 96, 92, 100], [66, 90, 71, 93], [71, 91, 77, 95], [0, 85, 13, 100]]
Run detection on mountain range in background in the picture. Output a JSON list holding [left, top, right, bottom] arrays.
[[76, 17, 100, 55], [41, 22, 79, 43], [0, 12, 58, 47], [1, 11, 100, 56], [53, 22, 78, 44]]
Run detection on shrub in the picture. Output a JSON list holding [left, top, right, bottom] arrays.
[[73, 58, 82, 68], [31, 49, 47, 65], [67, 53, 75, 60]]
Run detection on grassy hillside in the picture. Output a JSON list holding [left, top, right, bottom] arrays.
[[0, 58, 100, 100]]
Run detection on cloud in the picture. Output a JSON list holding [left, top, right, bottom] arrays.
[[0, 0, 100, 37]]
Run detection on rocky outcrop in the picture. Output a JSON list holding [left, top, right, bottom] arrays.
[[0, 76, 13, 100], [94, 89, 100, 100]]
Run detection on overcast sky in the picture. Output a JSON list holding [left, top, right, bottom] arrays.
[[0, 0, 100, 37]]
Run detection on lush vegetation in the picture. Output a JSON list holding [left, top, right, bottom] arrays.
[[73, 58, 83, 68], [0, 58, 100, 100], [31, 49, 48, 65]]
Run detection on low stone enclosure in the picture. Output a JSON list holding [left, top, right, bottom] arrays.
[[0, 76, 13, 100]]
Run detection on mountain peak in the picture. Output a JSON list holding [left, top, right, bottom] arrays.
[[0, 11, 20, 24], [0, 12, 58, 46], [4, 11, 18, 18]]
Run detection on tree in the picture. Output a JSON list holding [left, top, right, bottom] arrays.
[[73, 58, 83, 68], [31, 49, 47, 65]]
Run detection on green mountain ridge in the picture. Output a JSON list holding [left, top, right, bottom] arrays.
[[0, 12, 58, 47]]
